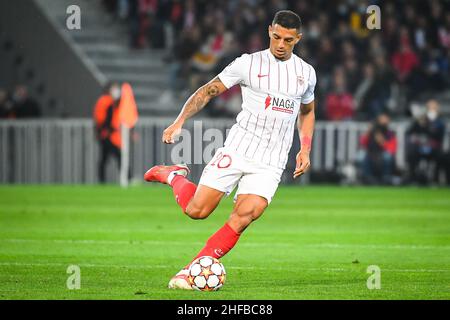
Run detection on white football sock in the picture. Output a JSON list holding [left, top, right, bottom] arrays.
[[167, 171, 178, 185]]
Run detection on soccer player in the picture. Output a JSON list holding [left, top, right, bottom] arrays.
[[145, 10, 316, 289]]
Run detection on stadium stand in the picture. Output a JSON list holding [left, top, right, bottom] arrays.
[[35, 0, 178, 116]]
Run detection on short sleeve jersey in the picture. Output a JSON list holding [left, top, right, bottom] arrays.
[[217, 48, 317, 169]]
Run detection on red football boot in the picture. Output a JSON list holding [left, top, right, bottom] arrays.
[[144, 164, 190, 185], [168, 268, 192, 290]]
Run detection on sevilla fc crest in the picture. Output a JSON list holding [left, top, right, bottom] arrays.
[[297, 76, 305, 86]]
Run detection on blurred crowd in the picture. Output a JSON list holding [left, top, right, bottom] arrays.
[[356, 99, 450, 186], [0, 85, 41, 119], [99, 0, 450, 185], [102, 0, 450, 121]]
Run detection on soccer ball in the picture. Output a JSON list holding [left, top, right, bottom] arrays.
[[187, 256, 226, 291]]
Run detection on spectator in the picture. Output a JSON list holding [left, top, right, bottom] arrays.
[[189, 20, 234, 92], [128, 0, 159, 49], [359, 113, 397, 185], [11, 85, 41, 118], [406, 99, 446, 184], [191, 21, 234, 73], [325, 67, 355, 121], [391, 30, 420, 84]]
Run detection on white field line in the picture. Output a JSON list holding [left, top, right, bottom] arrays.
[[0, 238, 449, 250], [0, 261, 449, 273]]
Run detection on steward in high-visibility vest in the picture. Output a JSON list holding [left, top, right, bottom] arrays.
[[93, 82, 138, 183]]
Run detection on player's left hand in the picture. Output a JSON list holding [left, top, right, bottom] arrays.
[[293, 151, 310, 179]]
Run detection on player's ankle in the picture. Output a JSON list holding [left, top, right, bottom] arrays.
[[167, 171, 179, 185]]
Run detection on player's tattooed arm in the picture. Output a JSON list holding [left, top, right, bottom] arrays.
[[162, 77, 227, 143], [294, 101, 315, 178], [177, 77, 226, 121]]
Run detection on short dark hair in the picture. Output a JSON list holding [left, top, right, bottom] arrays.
[[272, 10, 302, 32]]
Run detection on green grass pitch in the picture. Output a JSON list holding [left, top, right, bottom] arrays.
[[0, 185, 449, 300]]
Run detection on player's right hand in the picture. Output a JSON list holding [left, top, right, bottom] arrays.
[[162, 122, 182, 144]]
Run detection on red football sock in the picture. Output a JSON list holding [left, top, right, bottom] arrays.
[[170, 175, 197, 212], [193, 223, 241, 261]]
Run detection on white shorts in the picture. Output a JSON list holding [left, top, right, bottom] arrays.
[[198, 147, 283, 204]]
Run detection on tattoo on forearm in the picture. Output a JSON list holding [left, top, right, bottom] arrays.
[[180, 78, 222, 119], [207, 84, 219, 97], [183, 95, 206, 119], [184, 78, 220, 118], [206, 78, 222, 97]]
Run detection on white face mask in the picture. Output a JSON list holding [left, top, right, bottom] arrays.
[[111, 87, 121, 100], [427, 110, 438, 121]]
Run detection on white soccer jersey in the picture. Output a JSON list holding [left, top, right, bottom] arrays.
[[217, 48, 317, 169]]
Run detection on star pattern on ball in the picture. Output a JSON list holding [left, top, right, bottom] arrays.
[[187, 256, 226, 291], [201, 266, 213, 279]]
